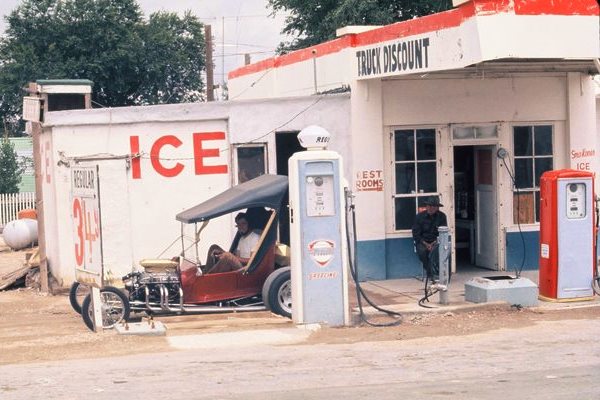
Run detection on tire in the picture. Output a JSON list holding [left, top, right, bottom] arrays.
[[69, 282, 90, 315], [262, 267, 292, 318], [81, 286, 130, 331]]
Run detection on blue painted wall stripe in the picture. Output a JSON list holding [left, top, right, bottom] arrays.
[[355, 231, 540, 281]]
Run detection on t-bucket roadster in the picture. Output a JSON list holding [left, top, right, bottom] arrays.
[[79, 174, 292, 331]]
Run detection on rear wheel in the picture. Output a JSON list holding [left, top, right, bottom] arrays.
[[69, 281, 89, 315], [262, 267, 291, 318], [81, 286, 130, 331]]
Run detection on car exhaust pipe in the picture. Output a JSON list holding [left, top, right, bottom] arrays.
[[135, 284, 266, 314], [129, 300, 266, 314]]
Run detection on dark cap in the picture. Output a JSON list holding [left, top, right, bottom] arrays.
[[424, 196, 443, 207]]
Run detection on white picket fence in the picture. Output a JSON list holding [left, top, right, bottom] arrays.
[[0, 192, 36, 227]]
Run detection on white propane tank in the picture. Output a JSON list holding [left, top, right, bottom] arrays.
[[3, 219, 38, 250]]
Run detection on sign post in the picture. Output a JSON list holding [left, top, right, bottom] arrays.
[[71, 165, 104, 331]]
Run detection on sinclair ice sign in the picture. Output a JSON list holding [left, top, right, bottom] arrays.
[[70, 166, 103, 287]]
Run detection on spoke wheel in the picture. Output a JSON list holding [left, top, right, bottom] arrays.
[[81, 286, 130, 331]]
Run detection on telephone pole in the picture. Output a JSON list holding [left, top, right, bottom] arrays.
[[204, 25, 215, 102]]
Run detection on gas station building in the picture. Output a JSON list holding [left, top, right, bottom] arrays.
[[34, 0, 599, 286], [228, 0, 600, 280]]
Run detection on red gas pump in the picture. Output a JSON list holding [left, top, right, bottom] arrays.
[[539, 169, 595, 301]]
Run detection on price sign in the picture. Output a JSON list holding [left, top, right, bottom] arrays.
[[71, 166, 103, 287]]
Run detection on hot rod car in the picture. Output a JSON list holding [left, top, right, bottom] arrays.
[[79, 174, 292, 331]]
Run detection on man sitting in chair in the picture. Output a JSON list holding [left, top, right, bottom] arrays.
[[204, 212, 261, 274], [412, 196, 447, 281]]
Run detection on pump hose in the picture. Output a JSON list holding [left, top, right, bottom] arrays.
[[344, 190, 402, 327], [417, 247, 452, 309]]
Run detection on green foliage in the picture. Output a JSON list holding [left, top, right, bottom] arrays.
[[137, 11, 206, 105], [0, 139, 24, 194], [0, 0, 206, 135], [269, 0, 453, 53]]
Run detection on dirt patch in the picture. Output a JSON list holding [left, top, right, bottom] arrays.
[[1, 287, 599, 365], [307, 304, 600, 344]]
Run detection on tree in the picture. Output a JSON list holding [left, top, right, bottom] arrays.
[[136, 11, 206, 105], [0, 138, 24, 194], [268, 0, 453, 53], [0, 0, 205, 135]]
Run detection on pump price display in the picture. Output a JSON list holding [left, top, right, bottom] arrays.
[[305, 175, 335, 216], [71, 166, 103, 287]]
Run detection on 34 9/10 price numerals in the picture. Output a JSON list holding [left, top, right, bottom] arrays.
[[72, 197, 100, 267]]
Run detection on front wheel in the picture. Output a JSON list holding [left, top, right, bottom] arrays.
[[81, 286, 130, 331], [262, 267, 292, 318]]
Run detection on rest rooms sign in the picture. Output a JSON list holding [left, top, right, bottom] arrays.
[[71, 165, 103, 287]]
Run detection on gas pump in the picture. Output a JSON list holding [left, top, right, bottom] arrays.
[[288, 125, 350, 327], [539, 169, 595, 301]]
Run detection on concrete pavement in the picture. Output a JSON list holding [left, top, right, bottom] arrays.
[[355, 267, 600, 316]]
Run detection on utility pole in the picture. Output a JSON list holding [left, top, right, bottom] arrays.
[[221, 17, 225, 100], [204, 25, 215, 102]]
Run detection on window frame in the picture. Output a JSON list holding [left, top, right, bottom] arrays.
[[232, 143, 268, 185], [511, 124, 554, 224], [390, 127, 439, 232]]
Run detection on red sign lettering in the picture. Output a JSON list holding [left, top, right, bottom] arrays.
[[193, 132, 228, 175], [129, 132, 228, 179], [151, 135, 184, 177]]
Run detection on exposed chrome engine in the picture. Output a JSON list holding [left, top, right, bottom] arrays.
[[122, 270, 266, 314], [123, 271, 182, 312]]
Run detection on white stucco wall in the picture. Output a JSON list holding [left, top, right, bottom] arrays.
[[567, 73, 598, 191], [229, 45, 355, 100], [41, 95, 350, 285]]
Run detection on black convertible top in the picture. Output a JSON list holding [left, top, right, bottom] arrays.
[[176, 174, 289, 224]]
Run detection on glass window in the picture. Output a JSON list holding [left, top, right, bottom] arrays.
[[452, 125, 498, 140], [235, 145, 267, 184], [392, 128, 438, 230], [394, 130, 414, 161], [512, 125, 553, 223]]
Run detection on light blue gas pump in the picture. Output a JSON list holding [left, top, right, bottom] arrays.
[[288, 126, 350, 327]]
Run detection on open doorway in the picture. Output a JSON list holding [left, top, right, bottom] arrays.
[[453, 145, 499, 271], [275, 131, 304, 245], [453, 146, 475, 269]]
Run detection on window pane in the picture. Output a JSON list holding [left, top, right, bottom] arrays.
[[395, 163, 415, 194], [514, 126, 533, 156], [513, 191, 535, 224], [416, 129, 436, 160], [514, 159, 533, 188], [476, 125, 498, 138], [534, 125, 552, 156], [394, 130, 414, 161], [534, 157, 553, 187], [417, 162, 437, 193], [395, 197, 416, 230], [237, 146, 266, 183], [453, 127, 474, 140]]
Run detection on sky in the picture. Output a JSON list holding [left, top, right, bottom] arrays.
[[0, 0, 289, 88]]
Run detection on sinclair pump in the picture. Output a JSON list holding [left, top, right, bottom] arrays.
[[539, 169, 595, 301], [288, 126, 350, 327]]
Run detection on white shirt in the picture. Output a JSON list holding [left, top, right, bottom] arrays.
[[236, 231, 261, 259]]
